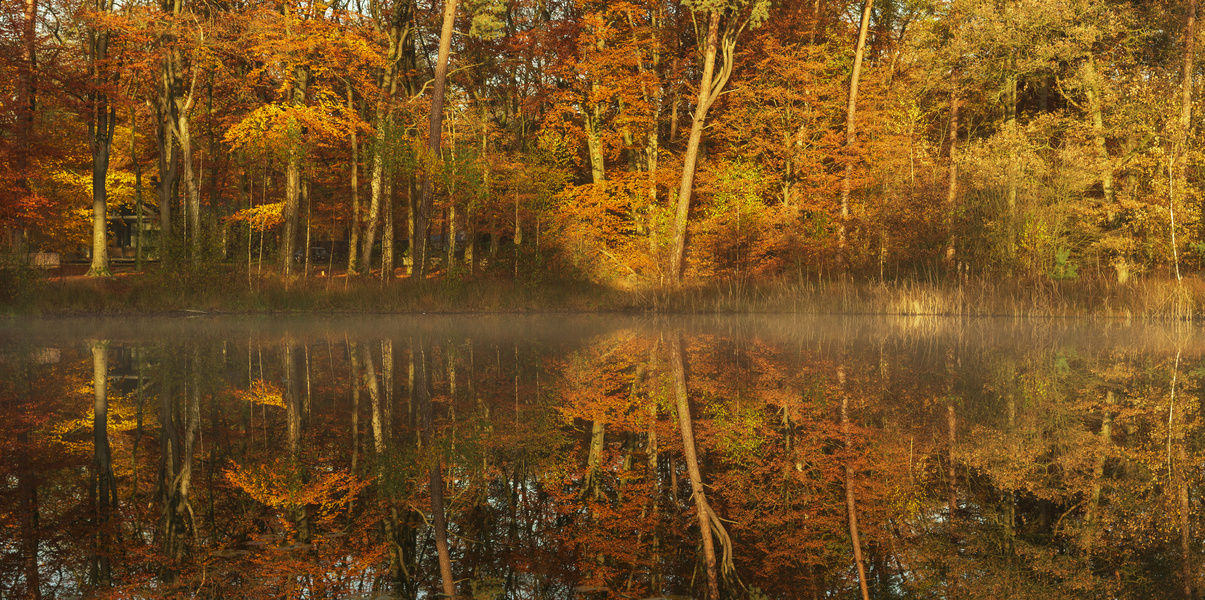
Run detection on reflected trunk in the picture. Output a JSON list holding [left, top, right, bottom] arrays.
[[417, 340, 456, 598], [671, 333, 720, 599], [90, 341, 114, 586]]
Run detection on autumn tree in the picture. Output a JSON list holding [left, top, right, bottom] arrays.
[[668, 0, 769, 284]]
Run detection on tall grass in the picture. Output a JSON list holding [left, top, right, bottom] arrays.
[[8, 263, 1205, 319]]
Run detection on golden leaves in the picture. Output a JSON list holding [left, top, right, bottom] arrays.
[[225, 458, 369, 521], [232, 378, 286, 407]]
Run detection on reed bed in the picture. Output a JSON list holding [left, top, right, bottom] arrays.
[[6, 264, 1205, 320]]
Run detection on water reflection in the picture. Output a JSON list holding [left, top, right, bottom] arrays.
[[1, 316, 1202, 599]]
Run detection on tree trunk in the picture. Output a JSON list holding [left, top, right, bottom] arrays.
[[383, 175, 394, 280], [283, 68, 308, 276], [945, 84, 959, 264], [585, 420, 606, 500], [15, 0, 37, 219], [87, 2, 115, 277], [838, 0, 874, 267], [669, 10, 721, 284], [670, 333, 719, 599], [1180, 440, 1193, 600], [18, 430, 41, 599], [179, 109, 202, 265], [90, 340, 115, 586], [418, 340, 457, 598], [1182, 0, 1198, 244], [586, 102, 606, 184], [1084, 56, 1114, 206], [1083, 390, 1113, 544], [1005, 68, 1018, 250], [156, 82, 180, 249], [348, 83, 362, 275], [89, 127, 113, 277], [132, 106, 145, 271], [840, 367, 871, 600], [413, 0, 459, 281], [361, 0, 414, 277], [947, 403, 957, 516]]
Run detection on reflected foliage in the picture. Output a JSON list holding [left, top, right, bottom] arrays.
[[0, 318, 1202, 598]]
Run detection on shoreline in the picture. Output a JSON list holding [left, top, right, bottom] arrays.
[[4, 264, 1204, 320]]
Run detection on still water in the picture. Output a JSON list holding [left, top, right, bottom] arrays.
[[1, 315, 1202, 599]]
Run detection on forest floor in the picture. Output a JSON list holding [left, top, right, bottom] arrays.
[[5, 261, 1205, 319]]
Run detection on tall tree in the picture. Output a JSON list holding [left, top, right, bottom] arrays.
[[360, 0, 415, 275], [837, 0, 873, 264], [667, 0, 769, 284], [86, 0, 118, 277], [412, 0, 459, 280]]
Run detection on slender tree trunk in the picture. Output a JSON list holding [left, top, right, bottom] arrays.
[[383, 175, 394, 280], [15, 0, 38, 224], [413, 0, 459, 280], [350, 340, 361, 472], [809, 0, 822, 45], [585, 420, 606, 499], [585, 102, 606, 184], [1184, 0, 1197, 150], [1083, 391, 1113, 543], [1182, 0, 1198, 246], [348, 83, 362, 274], [303, 178, 312, 277], [840, 367, 871, 600], [947, 404, 957, 516], [838, 0, 874, 267], [363, 99, 391, 273], [418, 340, 456, 598], [131, 106, 145, 271], [669, 10, 721, 284], [670, 333, 719, 599], [669, 84, 680, 142], [1005, 68, 1018, 250], [945, 84, 959, 264], [1179, 440, 1192, 600], [283, 69, 308, 276], [18, 430, 41, 599], [1083, 56, 1114, 206]]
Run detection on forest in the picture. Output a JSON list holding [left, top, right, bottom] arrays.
[[2, 0, 1202, 292]]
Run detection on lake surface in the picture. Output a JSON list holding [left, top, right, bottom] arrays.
[[1, 315, 1202, 599]]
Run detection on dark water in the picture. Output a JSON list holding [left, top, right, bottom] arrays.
[[1, 315, 1202, 599]]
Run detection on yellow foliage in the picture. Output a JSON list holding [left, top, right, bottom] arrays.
[[233, 379, 286, 408], [228, 203, 286, 232], [225, 458, 370, 521], [224, 98, 349, 157]]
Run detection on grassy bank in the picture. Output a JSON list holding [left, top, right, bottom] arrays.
[[4, 263, 1204, 319]]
